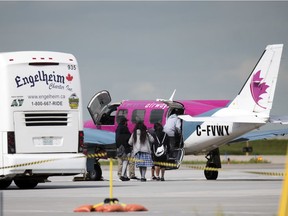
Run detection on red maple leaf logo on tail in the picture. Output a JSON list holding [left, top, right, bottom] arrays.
[[66, 73, 73, 82]]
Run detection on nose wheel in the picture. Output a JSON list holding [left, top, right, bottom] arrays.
[[88, 162, 103, 181]]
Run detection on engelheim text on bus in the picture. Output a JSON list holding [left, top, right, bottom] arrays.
[[15, 70, 65, 88]]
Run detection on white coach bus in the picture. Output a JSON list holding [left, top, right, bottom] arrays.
[[0, 51, 86, 189]]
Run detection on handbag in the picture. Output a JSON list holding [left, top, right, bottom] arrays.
[[154, 134, 167, 157], [155, 145, 165, 157]]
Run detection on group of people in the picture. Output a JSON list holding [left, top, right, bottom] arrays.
[[115, 110, 181, 182]]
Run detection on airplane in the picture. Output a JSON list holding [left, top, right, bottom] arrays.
[[83, 44, 288, 181]]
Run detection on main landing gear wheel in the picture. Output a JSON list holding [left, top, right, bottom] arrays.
[[204, 163, 218, 180], [204, 148, 221, 180]]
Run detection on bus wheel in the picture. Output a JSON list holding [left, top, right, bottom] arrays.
[[14, 178, 38, 189], [0, 179, 12, 189], [89, 163, 102, 181]]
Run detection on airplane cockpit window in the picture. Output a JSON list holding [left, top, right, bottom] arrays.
[[132, 109, 145, 123], [150, 109, 164, 124], [116, 109, 128, 124]]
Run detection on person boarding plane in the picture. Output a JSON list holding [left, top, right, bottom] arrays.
[[84, 44, 288, 180]]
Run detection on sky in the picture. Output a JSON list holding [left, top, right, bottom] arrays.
[[0, 1, 288, 130]]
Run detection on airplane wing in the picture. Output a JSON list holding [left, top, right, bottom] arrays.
[[228, 128, 288, 143], [178, 115, 266, 123], [84, 128, 115, 145]]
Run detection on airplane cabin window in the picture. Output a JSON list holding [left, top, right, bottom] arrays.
[[132, 109, 145, 123], [150, 109, 164, 124]]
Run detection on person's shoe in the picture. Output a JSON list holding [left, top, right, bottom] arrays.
[[156, 177, 161, 181], [120, 176, 130, 181], [130, 176, 139, 180], [140, 178, 146, 182], [152, 176, 157, 180], [160, 177, 165, 181]]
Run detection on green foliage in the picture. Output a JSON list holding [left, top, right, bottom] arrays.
[[220, 139, 288, 155]]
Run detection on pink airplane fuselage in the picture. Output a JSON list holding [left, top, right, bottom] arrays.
[[84, 99, 230, 133]]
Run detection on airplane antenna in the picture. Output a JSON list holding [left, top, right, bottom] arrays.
[[156, 89, 176, 102], [169, 89, 176, 101]]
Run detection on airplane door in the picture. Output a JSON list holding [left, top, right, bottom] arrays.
[[87, 90, 111, 125], [159, 100, 185, 169]]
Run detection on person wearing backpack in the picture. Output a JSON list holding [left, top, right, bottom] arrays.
[[151, 123, 170, 181]]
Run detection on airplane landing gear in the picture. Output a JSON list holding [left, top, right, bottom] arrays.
[[204, 148, 221, 180], [88, 162, 103, 181]]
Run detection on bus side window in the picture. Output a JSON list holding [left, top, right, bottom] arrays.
[[132, 109, 145, 123], [116, 109, 128, 124], [150, 109, 164, 124]]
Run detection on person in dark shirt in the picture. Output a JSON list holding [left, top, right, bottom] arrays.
[[116, 117, 132, 181], [151, 123, 170, 181]]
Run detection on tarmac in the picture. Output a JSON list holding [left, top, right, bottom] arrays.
[[2, 155, 287, 216]]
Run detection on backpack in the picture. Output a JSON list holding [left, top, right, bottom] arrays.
[[154, 134, 167, 157]]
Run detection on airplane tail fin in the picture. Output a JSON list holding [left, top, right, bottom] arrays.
[[228, 44, 283, 116]]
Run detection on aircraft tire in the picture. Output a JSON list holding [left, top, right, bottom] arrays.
[[89, 163, 102, 181], [14, 178, 38, 189], [204, 163, 218, 180], [0, 179, 12, 189]]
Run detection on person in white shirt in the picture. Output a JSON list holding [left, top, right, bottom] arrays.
[[128, 122, 154, 182], [163, 109, 181, 153]]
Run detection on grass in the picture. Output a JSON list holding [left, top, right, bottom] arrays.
[[181, 157, 269, 165], [220, 139, 288, 155]]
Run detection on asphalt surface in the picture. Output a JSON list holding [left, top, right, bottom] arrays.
[[1, 156, 287, 216]]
